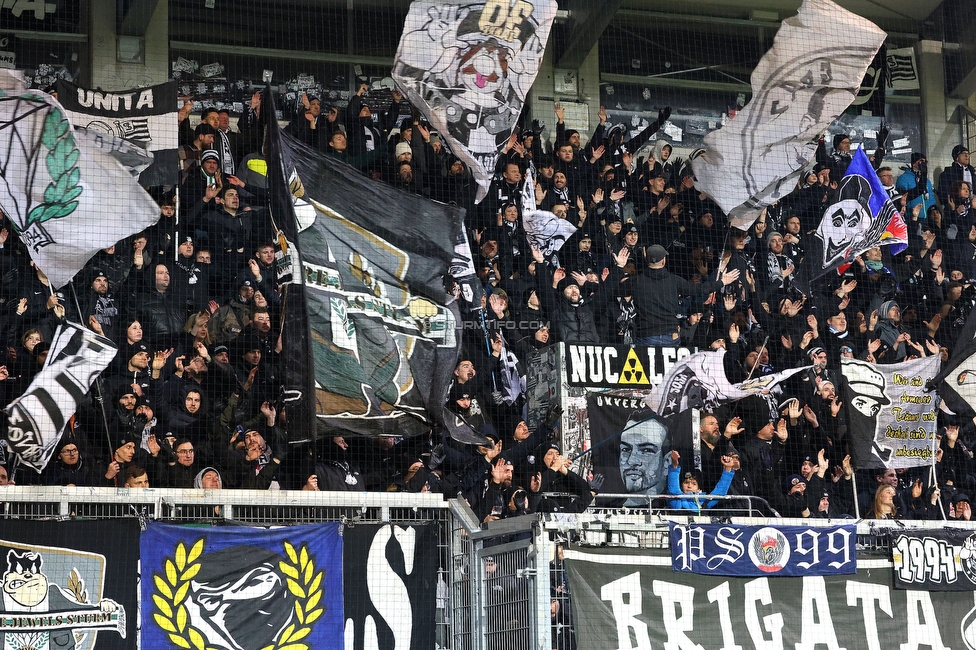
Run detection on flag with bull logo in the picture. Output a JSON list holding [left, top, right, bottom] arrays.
[[392, 0, 558, 202], [4, 322, 117, 472], [794, 146, 908, 294]]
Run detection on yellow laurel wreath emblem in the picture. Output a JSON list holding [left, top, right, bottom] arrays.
[[151, 539, 324, 650]]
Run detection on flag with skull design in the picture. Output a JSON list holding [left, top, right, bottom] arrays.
[[392, 0, 558, 203], [794, 146, 907, 294]]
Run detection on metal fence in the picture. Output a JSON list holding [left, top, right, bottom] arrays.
[[10, 486, 963, 650]]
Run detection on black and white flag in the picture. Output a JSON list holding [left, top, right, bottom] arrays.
[[4, 322, 117, 472], [644, 350, 809, 419], [520, 165, 575, 260], [930, 308, 976, 418], [691, 0, 886, 229], [842, 356, 941, 469], [886, 47, 919, 90], [392, 0, 557, 202], [0, 71, 161, 288], [56, 79, 180, 186]]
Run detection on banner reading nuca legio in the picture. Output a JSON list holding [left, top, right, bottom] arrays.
[[669, 522, 857, 577]]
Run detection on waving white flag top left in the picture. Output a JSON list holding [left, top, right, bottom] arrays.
[[0, 70, 159, 288]]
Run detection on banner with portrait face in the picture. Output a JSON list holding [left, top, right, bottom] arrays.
[[141, 523, 343, 650], [587, 392, 670, 499], [842, 355, 941, 469]]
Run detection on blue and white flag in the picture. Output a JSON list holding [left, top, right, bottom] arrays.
[[795, 146, 908, 293], [670, 522, 857, 577]]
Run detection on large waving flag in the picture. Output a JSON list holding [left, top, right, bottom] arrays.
[[5, 322, 117, 472], [392, 0, 557, 202], [692, 0, 886, 228], [0, 70, 160, 288], [270, 101, 485, 444], [794, 147, 907, 293], [644, 349, 810, 418]]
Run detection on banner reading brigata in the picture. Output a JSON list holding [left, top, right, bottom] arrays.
[[141, 523, 343, 650], [892, 529, 976, 591], [565, 548, 975, 650], [670, 522, 856, 577], [565, 344, 695, 388], [842, 356, 941, 469]]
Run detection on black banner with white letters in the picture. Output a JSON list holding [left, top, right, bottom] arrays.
[[565, 344, 695, 388], [565, 548, 976, 650], [343, 524, 437, 650], [892, 529, 976, 591]]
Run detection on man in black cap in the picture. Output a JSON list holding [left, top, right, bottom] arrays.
[[171, 235, 208, 311], [951, 492, 973, 521], [79, 268, 121, 343], [610, 243, 738, 346], [182, 148, 222, 203], [181, 123, 217, 177], [938, 144, 976, 205]]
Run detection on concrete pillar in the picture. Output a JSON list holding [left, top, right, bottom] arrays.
[[527, 42, 600, 148], [90, 0, 169, 90], [917, 39, 965, 180]]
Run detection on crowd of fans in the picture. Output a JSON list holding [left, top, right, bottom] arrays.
[[1, 83, 976, 530]]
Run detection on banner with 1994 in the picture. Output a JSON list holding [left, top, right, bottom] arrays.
[[670, 522, 857, 577], [892, 529, 976, 590]]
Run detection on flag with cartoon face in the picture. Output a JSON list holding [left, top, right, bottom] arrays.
[[794, 146, 907, 294], [842, 356, 941, 469], [392, 0, 558, 202], [141, 523, 343, 650]]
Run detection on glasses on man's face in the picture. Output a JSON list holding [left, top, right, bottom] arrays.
[[61, 448, 79, 454], [177, 449, 195, 455]]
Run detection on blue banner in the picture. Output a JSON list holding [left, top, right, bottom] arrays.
[[669, 522, 857, 577], [141, 522, 343, 650]]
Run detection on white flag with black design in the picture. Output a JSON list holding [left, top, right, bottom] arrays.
[[645, 349, 811, 419], [5, 322, 117, 472], [520, 165, 575, 258], [691, 0, 886, 229], [0, 70, 160, 288], [392, 0, 558, 202]]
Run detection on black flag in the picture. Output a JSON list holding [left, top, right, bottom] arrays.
[[929, 308, 976, 418], [269, 100, 484, 443]]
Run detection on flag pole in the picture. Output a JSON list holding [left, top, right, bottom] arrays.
[[68, 281, 116, 460]]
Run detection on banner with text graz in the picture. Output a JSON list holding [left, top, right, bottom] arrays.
[[343, 524, 437, 650], [669, 522, 857, 577], [565, 548, 976, 650], [141, 523, 343, 650], [565, 344, 695, 388], [0, 520, 139, 649], [892, 529, 976, 591]]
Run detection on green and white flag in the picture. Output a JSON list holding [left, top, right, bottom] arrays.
[[0, 70, 159, 288]]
